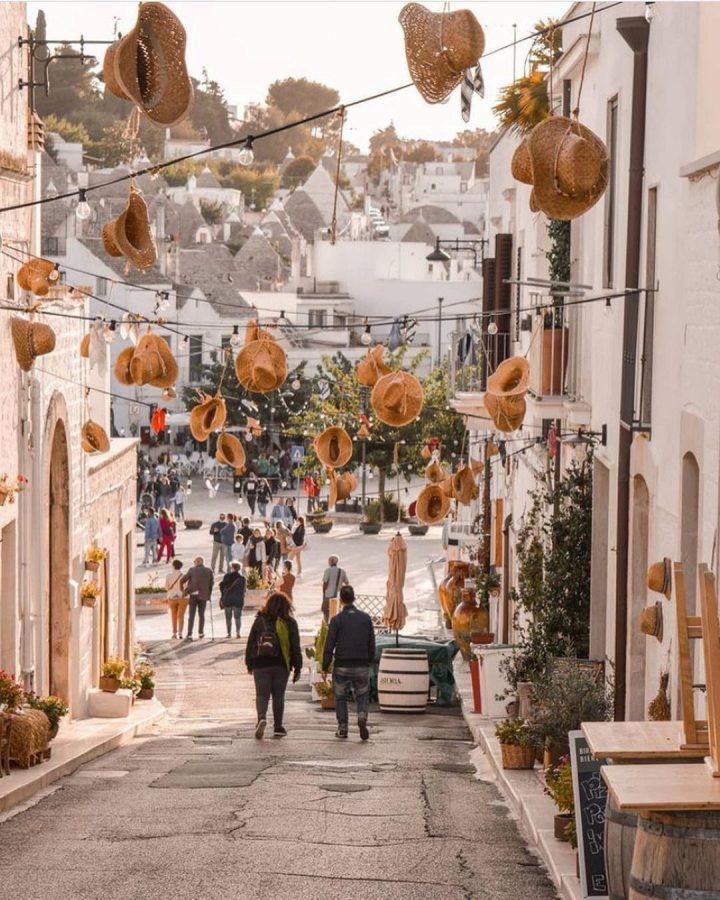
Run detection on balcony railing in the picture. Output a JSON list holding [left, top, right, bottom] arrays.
[[448, 329, 510, 397], [526, 293, 582, 401]]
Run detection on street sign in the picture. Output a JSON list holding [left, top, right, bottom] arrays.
[[290, 445, 304, 463]]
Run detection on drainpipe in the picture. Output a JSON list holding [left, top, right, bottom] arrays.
[[613, 16, 650, 720]]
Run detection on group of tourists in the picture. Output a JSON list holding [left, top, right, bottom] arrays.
[[142, 508, 179, 566], [208, 510, 307, 583], [164, 555, 247, 641], [138, 458, 187, 521]]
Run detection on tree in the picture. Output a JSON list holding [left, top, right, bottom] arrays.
[[190, 75, 235, 144], [267, 77, 340, 125], [282, 155, 316, 188], [452, 127, 496, 177], [35, 43, 102, 120], [404, 141, 440, 164], [88, 120, 141, 168], [43, 114, 90, 145], [200, 199, 223, 225]]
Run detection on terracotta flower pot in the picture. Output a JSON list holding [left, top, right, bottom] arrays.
[[319, 695, 335, 710], [99, 675, 120, 693], [137, 687, 154, 700], [452, 589, 489, 661]]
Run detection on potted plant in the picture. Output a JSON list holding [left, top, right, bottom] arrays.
[[135, 663, 156, 700], [407, 518, 429, 537], [184, 519, 203, 530], [360, 500, 382, 535], [26, 693, 69, 741], [244, 567, 270, 607], [311, 517, 334, 534], [80, 580, 101, 608], [135, 573, 167, 614], [313, 677, 335, 710], [545, 756, 575, 841], [119, 677, 142, 702], [99, 657, 127, 693], [84, 545, 107, 572], [495, 717, 536, 770], [0, 473, 28, 505], [540, 220, 571, 394], [471, 571, 500, 643], [0, 669, 25, 713]]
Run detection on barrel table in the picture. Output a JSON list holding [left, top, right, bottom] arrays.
[[583, 721, 706, 900], [378, 648, 430, 713]]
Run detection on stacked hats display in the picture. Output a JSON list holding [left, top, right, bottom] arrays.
[[484, 356, 530, 433], [114, 327, 178, 389], [235, 320, 287, 394], [639, 559, 672, 643]]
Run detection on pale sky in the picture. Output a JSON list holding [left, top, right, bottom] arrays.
[[28, 1, 570, 150]]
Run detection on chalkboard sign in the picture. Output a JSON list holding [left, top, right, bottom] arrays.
[[569, 730, 609, 899]]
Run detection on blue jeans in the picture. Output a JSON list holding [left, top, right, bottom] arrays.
[[143, 539, 158, 565], [332, 666, 370, 725], [253, 665, 289, 726]]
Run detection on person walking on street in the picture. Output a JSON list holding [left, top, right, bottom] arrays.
[[277, 560, 295, 600], [264, 527, 280, 582], [248, 528, 266, 574], [157, 508, 175, 563], [173, 485, 186, 522], [244, 472, 258, 515], [270, 496, 285, 525], [286, 496, 298, 522], [219, 562, 245, 639], [257, 477, 273, 519], [180, 556, 214, 640], [143, 511, 161, 566], [209, 513, 226, 573], [322, 584, 375, 741], [275, 522, 290, 564], [322, 555, 349, 622], [288, 516, 306, 576], [165, 559, 188, 639], [245, 592, 302, 738], [220, 513, 237, 569]]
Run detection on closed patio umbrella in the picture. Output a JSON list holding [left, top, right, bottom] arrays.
[[384, 532, 408, 638]]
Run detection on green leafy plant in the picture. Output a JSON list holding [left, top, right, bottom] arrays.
[[135, 664, 155, 691], [120, 677, 141, 696], [313, 678, 334, 699], [495, 717, 533, 747], [527, 664, 613, 750], [101, 657, 128, 680], [362, 500, 382, 524], [565, 816, 577, 849], [0, 669, 25, 712], [476, 570, 501, 609], [26, 693, 69, 731], [244, 568, 270, 591], [544, 756, 574, 814], [135, 573, 164, 594]]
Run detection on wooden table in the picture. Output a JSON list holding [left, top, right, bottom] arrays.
[[602, 763, 720, 811], [583, 721, 706, 761]]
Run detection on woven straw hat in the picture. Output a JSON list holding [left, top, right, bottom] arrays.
[[81, 420, 110, 455], [215, 432, 246, 473], [416, 484, 450, 525], [129, 332, 165, 386], [315, 426, 353, 468], [511, 138, 533, 185], [107, 2, 193, 128], [327, 467, 358, 507], [16, 258, 60, 297], [438, 475, 455, 498], [80, 333, 91, 358], [102, 186, 157, 271], [487, 356, 530, 399], [189, 393, 227, 443], [639, 601, 663, 643], [452, 465, 478, 506], [425, 459, 446, 484], [484, 391, 526, 433], [10, 316, 56, 371], [647, 558, 672, 600], [235, 323, 287, 394], [356, 344, 392, 387], [371, 371, 424, 427], [528, 116, 609, 221], [399, 3, 485, 104], [469, 457, 484, 477], [114, 346, 135, 386]]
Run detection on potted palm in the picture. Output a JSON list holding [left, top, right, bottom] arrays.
[[495, 717, 536, 770], [99, 657, 127, 693], [310, 517, 334, 534], [360, 500, 382, 535]]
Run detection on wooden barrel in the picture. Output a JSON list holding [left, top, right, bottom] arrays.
[[629, 810, 720, 899], [604, 794, 637, 900], [378, 648, 430, 713]]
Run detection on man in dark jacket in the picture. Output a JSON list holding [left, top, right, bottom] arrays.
[[322, 585, 375, 741], [180, 556, 214, 640], [209, 513, 226, 573], [219, 562, 245, 639]]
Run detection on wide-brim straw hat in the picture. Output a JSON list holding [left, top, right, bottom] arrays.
[[484, 392, 526, 433], [114, 345, 135, 386], [416, 484, 450, 525], [511, 137, 533, 185], [327, 467, 358, 507], [469, 457, 484, 477], [10, 316, 56, 371], [425, 459, 446, 484], [647, 558, 672, 599], [438, 475, 455, 498], [356, 344, 392, 387], [109, 1, 193, 128], [487, 356, 530, 398], [371, 371, 424, 427], [81, 420, 110, 455], [215, 432, 246, 472], [315, 426, 353, 468], [128, 332, 164, 386], [102, 186, 157, 271], [235, 338, 287, 393], [80, 333, 91, 358], [639, 601, 663, 643], [16, 258, 60, 296], [528, 116, 609, 221], [398, 3, 485, 104], [190, 393, 227, 442], [452, 465, 478, 506]]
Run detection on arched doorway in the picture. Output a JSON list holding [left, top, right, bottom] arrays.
[[48, 420, 71, 706], [628, 475, 650, 720], [681, 453, 700, 613]]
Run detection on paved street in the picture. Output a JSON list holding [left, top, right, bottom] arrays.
[[0, 486, 557, 899]]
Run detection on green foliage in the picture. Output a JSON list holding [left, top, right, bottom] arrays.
[[190, 73, 235, 143], [120, 677, 141, 696], [544, 757, 574, 813], [135, 664, 155, 690], [546, 219, 571, 284], [282, 155, 316, 188], [495, 717, 533, 747], [89, 120, 141, 168], [528, 665, 613, 749], [362, 500, 382, 524], [404, 141, 440, 164], [0, 669, 25, 712], [26, 693, 69, 731], [381, 495, 405, 523], [43, 114, 90, 144], [565, 816, 578, 849], [476, 570, 501, 609], [200, 199, 223, 225]]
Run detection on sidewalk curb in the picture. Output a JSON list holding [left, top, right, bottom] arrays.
[[0, 701, 166, 815], [455, 662, 581, 900]]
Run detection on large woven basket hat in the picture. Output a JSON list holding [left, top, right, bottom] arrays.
[[484, 391, 526, 433], [81, 420, 110, 454], [326, 467, 358, 507], [315, 426, 353, 469], [356, 344, 392, 387], [107, 2, 193, 128], [416, 483, 450, 525], [114, 346, 135, 385], [399, 3, 485, 104], [486, 356, 530, 398], [452, 465, 478, 506], [128, 330, 178, 389], [511, 138, 533, 185], [102, 186, 157, 271], [235, 323, 287, 394], [215, 432, 246, 473], [528, 116, 609, 221], [189, 393, 227, 443], [647, 558, 672, 599], [425, 458, 446, 484], [10, 316, 56, 371], [371, 371, 424, 427], [639, 600, 663, 643], [16, 258, 60, 296]]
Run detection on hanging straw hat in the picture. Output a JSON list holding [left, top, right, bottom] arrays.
[[105, 1, 193, 128], [438, 475, 455, 498], [484, 391, 526, 433], [189, 393, 227, 443], [215, 432, 246, 473], [452, 465, 478, 506], [647, 558, 672, 600], [16, 258, 60, 296], [326, 467, 358, 507], [425, 459, 446, 484], [114, 346, 135, 386], [81, 420, 110, 454], [487, 356, 530, 399], [127, 330, 178, 389], [639, 601, 664, 643], [416, 484, 450, 525], [371, 371, 424, 427], [10, 316, 56, 371], [102, 185, 157, 271], [235, 321, 287, 394], [511, 137, 533, 185], [314, 426, 353, 468], [527, 116, 609, 221], [469, 457, 484, 477], [80, 333, 91, 358], [398, 3, 485, 104], [356, 344, 392, 387]]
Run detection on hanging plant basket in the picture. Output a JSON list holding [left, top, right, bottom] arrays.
[[81, 594, 98, 609], [84, 560, 100, 573]]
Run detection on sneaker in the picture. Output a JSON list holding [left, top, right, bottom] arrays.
[[171, 633, 176, 640], [185, 635, 193, 641], [226, 633, 232, 639], [335, 726, 348, 739], [358, 718, 370, 742], [198, 633, 205, 639], [255, 719, 267, 740], [236, 633, 241, 639], [274, 726, 287, 737]]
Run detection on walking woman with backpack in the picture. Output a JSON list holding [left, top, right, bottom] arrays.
[[245, 592, 302, 739]]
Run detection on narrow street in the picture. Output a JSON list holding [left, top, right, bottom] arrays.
[[0, 495, 556, 899]]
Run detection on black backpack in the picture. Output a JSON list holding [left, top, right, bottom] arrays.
[[256, 617, 278, 657]]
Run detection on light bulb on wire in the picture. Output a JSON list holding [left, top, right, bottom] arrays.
[[291, 378, 301, 391], [238, 137, 255, 166], [230, 324, 242, 347], [487, 320, 498, 336], [75, 188, 91, 221], [361, 322, 372, 346]]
